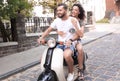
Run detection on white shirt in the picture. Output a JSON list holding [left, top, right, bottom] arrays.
[[50, 17, 80, 42]]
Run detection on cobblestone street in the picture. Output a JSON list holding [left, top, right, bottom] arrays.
[[1, 29, 120, 81], [84, 29, 120, 81]]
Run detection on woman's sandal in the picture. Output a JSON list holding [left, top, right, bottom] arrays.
[[75, 68, 84, 81]]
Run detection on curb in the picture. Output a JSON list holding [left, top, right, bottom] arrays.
[[0, 61, 40, 80], [82, 32, 113, 45]]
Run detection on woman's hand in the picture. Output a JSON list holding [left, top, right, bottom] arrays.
[[57, 31, 66, 38], [65, 40, 72, 47]]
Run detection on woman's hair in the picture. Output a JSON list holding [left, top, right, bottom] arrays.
[[72, 3, 85, 20]]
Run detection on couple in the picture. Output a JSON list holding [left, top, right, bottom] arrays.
[[38, 3, 86, 81]]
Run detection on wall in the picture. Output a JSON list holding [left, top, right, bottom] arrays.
[[0, 36, 38, 57], [105, 0, 119, 19], [80, 0, 106, 21], [0, 34, 58, 57], [94, 0, 106, 21]]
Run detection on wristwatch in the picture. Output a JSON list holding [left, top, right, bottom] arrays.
[[69, 39, 74, 42]]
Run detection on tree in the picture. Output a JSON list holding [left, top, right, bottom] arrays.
[[0, 0, 8, 42], [64, 0, 78, 10], [38, 0, 62, 18], [0, 0, 33, 42]]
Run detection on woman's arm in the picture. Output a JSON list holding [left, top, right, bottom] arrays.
[[71, 18, 83, 37]]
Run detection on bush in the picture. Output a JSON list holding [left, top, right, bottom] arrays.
[[96, 18, 109, 23]]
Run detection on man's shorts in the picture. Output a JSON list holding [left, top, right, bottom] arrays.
[[56, 44, 75, 53]]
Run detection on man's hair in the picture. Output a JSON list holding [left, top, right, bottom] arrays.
[[57, 3, 68, 10]]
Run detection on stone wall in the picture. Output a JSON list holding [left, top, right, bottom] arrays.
[[0, 43, 18, 57], [0, 36, 37, 57], [17, 36, 39, 52], [0, 13, 38, 57], [0, 34, 58, 57], [0, 13, 57, 57]]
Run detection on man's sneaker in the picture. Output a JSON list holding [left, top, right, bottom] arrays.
[[67, 72, 74, 81]]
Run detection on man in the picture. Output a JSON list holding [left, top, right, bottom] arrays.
[[37, 3, 82, 81]]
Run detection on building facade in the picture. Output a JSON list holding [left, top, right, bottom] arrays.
[[32, 0, 120, 21], [105, 0, 120, 19]]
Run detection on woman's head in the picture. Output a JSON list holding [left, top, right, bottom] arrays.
[[71, 4, 85, 20]]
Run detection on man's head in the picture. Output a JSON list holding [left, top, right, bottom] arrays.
[[56, 3, 68, 18]]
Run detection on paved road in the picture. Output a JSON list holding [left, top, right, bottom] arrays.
[[84, 29, 120, 81], [2, 28, 120, 81]]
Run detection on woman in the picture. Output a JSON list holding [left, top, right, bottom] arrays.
[[57, 3, 86, 80], [71, 3, 86, 80]]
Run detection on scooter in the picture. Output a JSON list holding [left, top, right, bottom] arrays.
[[37, 38, 88, 81]]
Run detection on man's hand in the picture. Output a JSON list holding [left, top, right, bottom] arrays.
[[37, 37, 45, 44], [65, 40, 72, 47]]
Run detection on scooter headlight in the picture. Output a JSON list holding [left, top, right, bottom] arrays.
[[47, 38, 56, 48]]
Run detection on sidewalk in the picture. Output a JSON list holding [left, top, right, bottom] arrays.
[[0, 24, 120, 79]]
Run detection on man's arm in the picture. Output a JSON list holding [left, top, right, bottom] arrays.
[[41, 27, 53, 39], [37, 27, 53, 44]]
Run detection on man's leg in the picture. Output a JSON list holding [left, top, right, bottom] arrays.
[[64, 48, 75, 81], [63, 48, 74, 73]]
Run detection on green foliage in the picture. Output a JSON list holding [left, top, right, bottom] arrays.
[[96, 18, 109, 23], [0, 0, 33, 19], [39, 0, 60, 9], [0, 0, 6, 19], [37, 0, 62, 18]]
